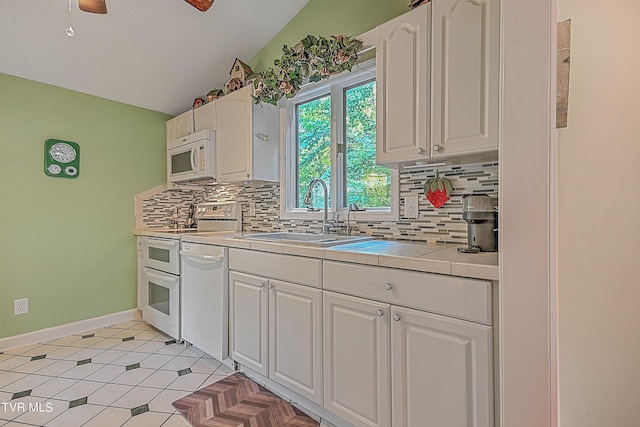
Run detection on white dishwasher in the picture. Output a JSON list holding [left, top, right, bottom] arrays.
[[180, 241, 228, 361]]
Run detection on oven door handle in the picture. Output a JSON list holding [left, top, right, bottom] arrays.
[[142, 268, 179, 283], [191, 147, 197, 172], [145, 238, 178, 247], [180, 251, 224, 263]]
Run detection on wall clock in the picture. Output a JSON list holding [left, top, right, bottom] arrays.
[[44, 139, 80, 178]]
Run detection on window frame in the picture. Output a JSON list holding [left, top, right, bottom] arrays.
[[280, 59, 399, 221]]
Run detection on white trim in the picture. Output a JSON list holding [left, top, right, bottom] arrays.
[[549, 2, 559, 425], [0, 309, 141, 352], [499, 0, 555, 425]]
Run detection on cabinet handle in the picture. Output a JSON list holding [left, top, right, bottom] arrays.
[[245, 173, 250, 179], [384, 283, 393, 291], [416, 147, 424, 154], [268, 283, 274, 289], [393, 313, 401, 321], [432, 145, 442, 152], [259, 282, 266, 288], [376, 309, 384, 317]]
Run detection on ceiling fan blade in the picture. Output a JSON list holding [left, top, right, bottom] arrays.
[[79, 0, 107, 14], [184, 0, 214, 12]]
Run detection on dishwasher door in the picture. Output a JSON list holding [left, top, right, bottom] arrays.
[[180, 242, 228, 361]]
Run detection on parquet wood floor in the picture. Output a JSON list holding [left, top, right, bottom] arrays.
[[173, 372, 319, 427]]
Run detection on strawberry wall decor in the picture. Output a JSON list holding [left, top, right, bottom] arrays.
[[422, 170, 452, 208]]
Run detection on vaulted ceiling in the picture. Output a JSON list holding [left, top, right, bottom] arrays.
[[0, 0, 309, 115]]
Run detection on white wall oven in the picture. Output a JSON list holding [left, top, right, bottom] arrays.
[[138, 236, 181, 339]]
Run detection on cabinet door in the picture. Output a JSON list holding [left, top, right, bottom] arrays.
[[166, 110, 194, 142], [194, 101, 216, 132], [391, 306, 493, 427], [376, 5, 430, 167], [323, 292, 390, 427], [269, 279, 323, 405], [215, 86, 253, 182], [431, 0, 500, 157], [229, 271, 268, 376]]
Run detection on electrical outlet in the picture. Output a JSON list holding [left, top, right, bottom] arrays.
[[249, 202, 256, 216], [405, 196, 419, 219], [14, 298, 28, 315]]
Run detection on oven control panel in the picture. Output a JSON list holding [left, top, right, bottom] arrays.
[[195, 201, 242, 232]]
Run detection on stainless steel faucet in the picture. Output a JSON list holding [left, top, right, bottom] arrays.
[[304, 178, 336, 234]]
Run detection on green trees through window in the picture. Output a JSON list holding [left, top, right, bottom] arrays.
[[295, 80, 390, 210], [345, 81, 391, 208], [296, 95, 331, 208]]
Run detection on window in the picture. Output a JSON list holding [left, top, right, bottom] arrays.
[[282, 61, 398, 220]]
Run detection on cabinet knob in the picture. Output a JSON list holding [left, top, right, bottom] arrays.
[[268, 283, 274, 289], [259, 282, 266, 288], [376, 309, 384, 317], [245, 173, 250, 179], [393, 313, 401, 321], [432, 145, 442, 152], [416, 147, 424, 154], [384, 283, 393, 291]]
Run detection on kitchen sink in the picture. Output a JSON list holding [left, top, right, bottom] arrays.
[[238, 232, 373, 247]]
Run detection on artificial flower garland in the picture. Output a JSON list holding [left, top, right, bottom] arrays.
[[253, 34, 363, 105]]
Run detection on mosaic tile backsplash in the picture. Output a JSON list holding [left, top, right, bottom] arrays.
[[141, 162, 498, 244]]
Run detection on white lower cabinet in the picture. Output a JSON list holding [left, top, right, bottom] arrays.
[[391, 306, 493, 427], [269, 279, 323, 405], [229, 252, 494, 427], [322, 258, 493, 427], [323, 292, 391, 427], [228, 252, 323, 406], [229, 271, 269, 376]]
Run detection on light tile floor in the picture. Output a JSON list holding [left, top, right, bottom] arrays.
[[0, 320, 233, 427]]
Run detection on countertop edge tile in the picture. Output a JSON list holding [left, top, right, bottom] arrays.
[[378, 255, 452, 275], [323, 249, 380, 266], [282, 245, 325, 258], [451, 262, 499, 281], [249, 241, 285, 254]]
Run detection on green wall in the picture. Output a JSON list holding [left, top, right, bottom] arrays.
[[249, 0, 409, 72], [0, 73, 169, 340]]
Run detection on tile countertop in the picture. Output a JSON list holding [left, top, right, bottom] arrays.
[[134, 230, 498, 281]]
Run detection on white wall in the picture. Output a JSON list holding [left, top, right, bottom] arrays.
[[557, 2, 640, 426]]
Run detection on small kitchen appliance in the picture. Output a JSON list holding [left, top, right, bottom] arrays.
[[458, 194, 498, 253], [167, 129, 216, 183]]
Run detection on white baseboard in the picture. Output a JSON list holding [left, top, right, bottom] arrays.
[[0, 309, 141, 352]]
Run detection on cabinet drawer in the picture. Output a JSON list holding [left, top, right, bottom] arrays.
[[323, 261, 491, 325], [229, 248, 322, 288]]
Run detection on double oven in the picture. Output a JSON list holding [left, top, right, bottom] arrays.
[[138, 236, 181, 339], [136, 201, 242, 343]]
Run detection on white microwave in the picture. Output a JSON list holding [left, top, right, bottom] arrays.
[[167, 130, 216, 183]]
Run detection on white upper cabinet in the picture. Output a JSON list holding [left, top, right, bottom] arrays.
[[214, 85, 280, 183], [431, 0, 500, 157], [194, 101, 216, 132], [376, 5, 430, 167], [166, 109, 194, 142], [376, 0, 499, 167]]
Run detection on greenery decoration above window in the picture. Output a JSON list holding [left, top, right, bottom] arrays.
[[253, 34, 363, 105]]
